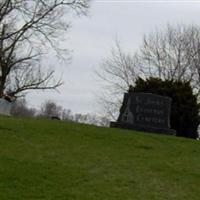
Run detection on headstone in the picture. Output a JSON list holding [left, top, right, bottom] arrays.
[[110, 92, 176, 135], [0, 98, 12, 116]]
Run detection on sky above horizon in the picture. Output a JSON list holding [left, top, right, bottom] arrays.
[[26, 0, 200, 115]]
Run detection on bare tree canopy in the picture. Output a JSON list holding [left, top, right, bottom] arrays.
[[40, 100, 63, 118], [0, 0, 90, 100], [97, 24, 200, 119], [140, 24, 200, 93], [11, 98, 36, 117], [96, 41, 141, 119]]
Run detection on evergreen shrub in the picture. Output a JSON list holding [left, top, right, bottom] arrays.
[[130, 77, 200, 139]]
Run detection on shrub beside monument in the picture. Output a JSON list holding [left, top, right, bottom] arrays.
[[111, 77, 200, 139], [131, 78, 200, 139]]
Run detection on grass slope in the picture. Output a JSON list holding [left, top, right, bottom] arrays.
[[0, 116, 199, 199]]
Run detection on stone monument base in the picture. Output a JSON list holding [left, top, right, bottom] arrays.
[[110, 121, 176, 136]]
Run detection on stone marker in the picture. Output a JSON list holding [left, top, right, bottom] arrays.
[[110, 92, 176, 135], [0, 98, 12, 116]]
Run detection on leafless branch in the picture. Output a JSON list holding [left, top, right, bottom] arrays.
[[0, 0, 90, 99]]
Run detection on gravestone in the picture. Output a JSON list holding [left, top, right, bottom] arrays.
[[0, 98, 12, 116], [110, 92, 176, 135]]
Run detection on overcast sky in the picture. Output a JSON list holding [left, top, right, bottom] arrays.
[[26, 0, 200, 115]]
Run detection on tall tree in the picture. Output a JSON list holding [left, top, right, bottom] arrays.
[[139, 24, 200, 93], [97, 24, 200, 119], [96, 40, 141, 119], [40, 100, 63, 118], [11, 98, 36, 117], [0, 0, 90, 99]]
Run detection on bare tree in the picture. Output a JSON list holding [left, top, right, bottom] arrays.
[[11, 98, 36, 117], [62, 108, 74, 121], [0, 0, 90, 100], [73, 112, 110, 126], [96, 41, 142, 119], [40, 100, 63, 118], [97, 40, 141, 95], [139, 24, 200, 93], [97, 24, 200, 119]]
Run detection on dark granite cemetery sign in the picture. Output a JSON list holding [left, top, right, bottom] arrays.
[[110, 93, 176, 135]]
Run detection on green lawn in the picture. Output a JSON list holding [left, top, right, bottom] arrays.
[[0, 116, 199, 199]]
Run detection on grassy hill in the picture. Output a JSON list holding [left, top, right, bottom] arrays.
[[0, 116, 199, 199]]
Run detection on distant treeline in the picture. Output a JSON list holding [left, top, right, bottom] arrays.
[[11, 99, 110, 127]]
